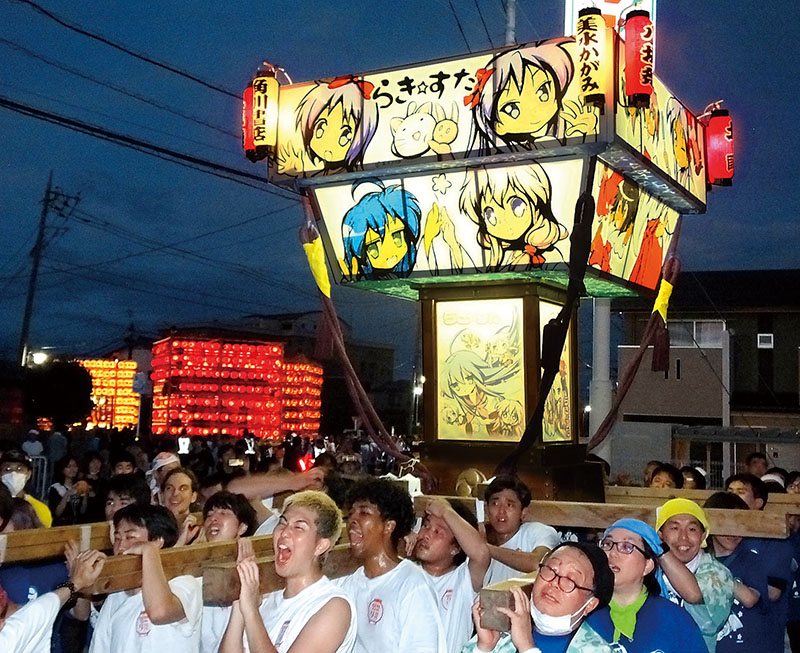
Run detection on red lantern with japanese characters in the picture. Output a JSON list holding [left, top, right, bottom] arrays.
[[625, 10, 654, 106], [242, 66, 279, 163], [706, 109, 734, 185]]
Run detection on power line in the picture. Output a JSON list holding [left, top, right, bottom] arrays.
[[0, 37, 237, 139], [0, 79, 239, 157], [474, 0, 496, 48], [13, 0, 240, 99], [0, 95, 298, 200], [448, 0, 473, 53]]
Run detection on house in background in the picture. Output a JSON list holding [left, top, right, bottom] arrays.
[[608, 270, 800, 486]]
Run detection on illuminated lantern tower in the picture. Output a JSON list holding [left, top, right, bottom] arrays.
[[78, 359, 140, 429]]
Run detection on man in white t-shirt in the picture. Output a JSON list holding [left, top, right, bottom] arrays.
[[482, 475, 561, 585], [1, 546, 105, 653], [199, 491, 259, 653], [218, 490, 356, 652], [412, 496, 490, 652], [89, 504, 202, 653], [338, 478, 446, 653]]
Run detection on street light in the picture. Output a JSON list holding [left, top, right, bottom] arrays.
[[31, 351, 49, 365]]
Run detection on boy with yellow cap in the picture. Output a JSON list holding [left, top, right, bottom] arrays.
[[656, 498, 734, 652]]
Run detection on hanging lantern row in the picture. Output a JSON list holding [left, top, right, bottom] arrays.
[[705, 109, 734, 185], [624, 10, 654, 107], [78, 358, 141, 430]]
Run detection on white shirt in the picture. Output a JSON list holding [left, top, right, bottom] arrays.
[[0, 591, 60, 653], [200, 603, 231, 653], [484, 521, 561, 585], [254, 509, 280, 536], [254, 575, 356, 653], [423, 560, 477, 653], [338, 558, 446, 653], [89, 575, 202, 653]]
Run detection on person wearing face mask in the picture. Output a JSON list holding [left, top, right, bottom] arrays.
[[0, 450, 52, 527], [463, 542, 615, 653], [656, 498, 734, 652], [586, 519, 706, 652]]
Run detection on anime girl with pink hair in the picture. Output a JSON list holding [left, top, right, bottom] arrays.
[[464, 38, 596, 156]]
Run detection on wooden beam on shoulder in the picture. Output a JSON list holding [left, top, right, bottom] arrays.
[[0, 521, 112, 564], [202, 543, 359, 606], [84, 534, 274, 596]]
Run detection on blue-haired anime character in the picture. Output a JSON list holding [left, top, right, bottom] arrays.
[[341, 180, 421, 280]]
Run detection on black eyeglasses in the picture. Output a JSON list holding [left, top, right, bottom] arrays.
[[538, 563, 594, 594], [599, 538, 647, 557]]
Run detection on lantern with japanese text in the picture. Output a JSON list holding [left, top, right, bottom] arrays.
[[576, 7, 612, 107], [705, 109, 734, 185], [242, 65, 279, 162], [625, 10, 654, 107]]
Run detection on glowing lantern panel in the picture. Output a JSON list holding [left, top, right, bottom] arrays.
[[576, 8, 611, 106], [78, 359, 140, 430], [151, 337, 323, 439], [706, 109, 734, 185], [625, 10, 654, 104], [242, 68, 279, 162]]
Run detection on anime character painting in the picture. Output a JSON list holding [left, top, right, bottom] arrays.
[[287, 75, 378, 176], [464, 38, 597, 155], [437, 300, 526, 441], [341, 180, 421, 280], [543, 358, 571, 442], [666, 97, 690, 187], [589, 169, 640, 276], [459, 163, 568, 271]]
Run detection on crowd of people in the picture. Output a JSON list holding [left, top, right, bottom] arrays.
[[1, 429, 799, 652]]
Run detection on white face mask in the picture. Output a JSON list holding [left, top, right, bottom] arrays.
[[2, 471, 28, 496], [530, 594, 595, 636]]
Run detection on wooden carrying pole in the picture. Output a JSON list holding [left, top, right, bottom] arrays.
[[202, 543, 359, 606]]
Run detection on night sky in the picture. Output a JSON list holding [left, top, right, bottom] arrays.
[[1, 1, 796, 378]]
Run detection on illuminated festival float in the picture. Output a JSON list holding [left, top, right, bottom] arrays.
[[149, 336, 322, 439], [241, 1, 733, 491], [78, 359, 140, 430]]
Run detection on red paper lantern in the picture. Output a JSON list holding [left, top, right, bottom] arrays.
[[625, 10, 654, 107], [706, 109, 734, 185]]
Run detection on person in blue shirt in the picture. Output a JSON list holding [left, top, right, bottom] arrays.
[[784, 471, 800, 652], [704, 492, 772, 652], [586, 518, 706, 653], [726, 473, 796, 652]]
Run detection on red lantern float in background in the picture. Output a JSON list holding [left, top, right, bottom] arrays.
[[706, 109, 734, 186], [625, 10, 654, 107]]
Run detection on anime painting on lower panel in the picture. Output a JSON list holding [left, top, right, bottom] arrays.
[[312, 158, 584, 283], [589, 162, 679, 290], [436, 298, 526, 442], [540, 299, 572, 443], [615, 40, 706, 204]]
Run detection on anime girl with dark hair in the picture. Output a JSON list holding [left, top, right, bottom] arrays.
[[341, 180, 421, 280], [464, 38, 596, 155], [295, 75, 378, 174]]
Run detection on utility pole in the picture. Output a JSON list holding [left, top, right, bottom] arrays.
[[17, 173, 79, 367], [17, 172, 53, 367], [504, 0, 517, 46]]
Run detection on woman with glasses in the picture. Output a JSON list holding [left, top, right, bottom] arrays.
[[462, 542, 614, 652], [585, 519, 706, 652]]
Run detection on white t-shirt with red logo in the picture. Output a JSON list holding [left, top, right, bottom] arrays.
[[254, 575, 356, 653], [423, 560, 477, 653], [484, 521, 561, 586], [338, 558, 446, 653], [88, 575, 202, 652]]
